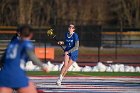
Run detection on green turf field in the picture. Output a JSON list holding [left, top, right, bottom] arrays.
[[27, 71, 140, 76]]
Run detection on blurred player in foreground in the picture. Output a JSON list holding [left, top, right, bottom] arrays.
[[0, 24, 49, 93], [56, 23, 79, 86], [0, 25, 21, 69]]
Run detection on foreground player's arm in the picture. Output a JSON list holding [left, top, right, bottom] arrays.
[[68, 41, 79, 53], [26, 49, 47, 70]]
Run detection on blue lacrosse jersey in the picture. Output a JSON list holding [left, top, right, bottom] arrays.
[[11, 35, 29, 62], [0, 38, 33, 88], [64, 32, 79, 61], [20, 40, 34, 63]]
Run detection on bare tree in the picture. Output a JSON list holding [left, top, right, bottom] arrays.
[[110, 0, 140, 27], [0, 0, 140, 26], [0, 0, 18, 26], [19, 0, 32, 24]]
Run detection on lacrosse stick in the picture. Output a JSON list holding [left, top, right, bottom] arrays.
[[47, 28, 65, 51]]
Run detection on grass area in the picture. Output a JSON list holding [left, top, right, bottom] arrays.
[[54, 47, 140, 61], [27, 71, 140, 76], [55, 47, 140, 56]]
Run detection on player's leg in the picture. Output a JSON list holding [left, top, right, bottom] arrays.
[[0, 87, 13, 93], [60, 52, 70, 76], [63, 53, 78, 77], [17, 81, 37, 93], [62, 59, 73, 77], [56, 53, 69, 86]]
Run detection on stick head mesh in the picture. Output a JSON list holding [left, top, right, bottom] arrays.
[[47, 29, 54, 36]]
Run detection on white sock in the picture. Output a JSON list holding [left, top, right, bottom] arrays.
[[59, 74, 63, 81]]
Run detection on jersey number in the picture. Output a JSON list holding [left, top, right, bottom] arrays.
[[7, 44, 19, 59], [68, 43, 71, 47]]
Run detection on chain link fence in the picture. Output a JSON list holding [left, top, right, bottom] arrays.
[[0, 26, 140, 66]]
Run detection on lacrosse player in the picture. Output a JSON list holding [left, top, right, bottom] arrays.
[[0, 24, 49, 93], [56, 23, 79, 86]]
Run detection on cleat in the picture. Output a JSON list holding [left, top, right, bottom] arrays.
[[56, 79, 61, 86]]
